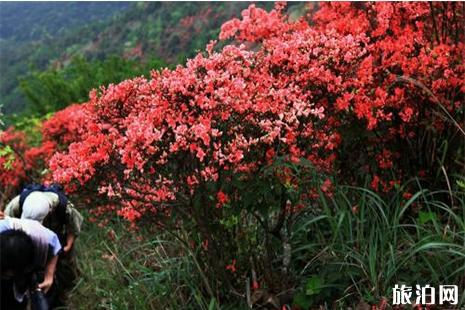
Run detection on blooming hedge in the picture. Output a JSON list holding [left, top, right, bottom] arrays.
[[43, 2, 464, 219]]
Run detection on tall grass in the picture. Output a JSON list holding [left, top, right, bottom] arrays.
[[291, 185, 465, 308], [68, 216, 222, 310]]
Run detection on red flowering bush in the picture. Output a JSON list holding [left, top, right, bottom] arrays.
[[50, 22, 365, 211], [41, 103, 91, 148], [46, 1, 463, 219], [0, 127, 52, 201], [223, 2, 465, 192], [44, 2, 464, 299], [0, 103, 91, 199], [0, 128, 28, 190], [311, 2, 465, 189]]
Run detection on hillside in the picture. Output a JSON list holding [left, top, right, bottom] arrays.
[[0, 2, 131, 115], [0, 2, 130, 42], [1, 2, 275, 115]]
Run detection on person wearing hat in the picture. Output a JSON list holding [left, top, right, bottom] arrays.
[[4, 186, 84, 308], [0, 216, 62, 309]]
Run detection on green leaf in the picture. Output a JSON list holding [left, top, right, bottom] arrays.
[[0, 145, 16, 170], [456, 179, 465, 190], [219, 215, 238, 229], [305, 276, 323, 296], [418, 211, 437, 225], [208, 298, 216, 310]]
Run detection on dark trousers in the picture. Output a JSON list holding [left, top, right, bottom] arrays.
[[1, 273, 58, 310], [1, 278, 28, 310]]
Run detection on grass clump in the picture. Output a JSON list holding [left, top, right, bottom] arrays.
[[291, 185, 465, 308]]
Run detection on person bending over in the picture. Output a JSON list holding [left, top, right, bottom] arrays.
[[4, 184, 84, 308], [0, 216, 62, 310], [4, 184, 83, 252]]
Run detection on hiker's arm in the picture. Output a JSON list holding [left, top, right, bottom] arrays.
[[38, 254, 58, 293], [37, 224, 62, 293], [63, 232, 76, 252]]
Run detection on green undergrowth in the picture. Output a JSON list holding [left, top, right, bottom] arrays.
[[69, 181, 465, 309], [291, 183, 465, 308], [69, 216, 227, 310]]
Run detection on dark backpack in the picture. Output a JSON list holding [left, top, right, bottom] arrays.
[[19, 184, 68, 225]]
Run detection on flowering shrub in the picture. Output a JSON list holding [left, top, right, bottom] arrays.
[[41, 103, 91, 147], [312, 2, 465, 189], [46, 2, 463, 215], [224, 2, 465, 191], [0, 128, 28, 189], [0, 103, 91, 198], [50, 23, 364, 212]]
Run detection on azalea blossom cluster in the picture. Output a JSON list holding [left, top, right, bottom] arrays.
[[47, 2, 463, 220], [311, 2, 465, 189], [41, 103, 91, 147], [48, 3, 373, 220], [0, 103, 90, 194], [2, 2, 463, 220], [314, 2, 465, 122], [0, 128, 28, 188]]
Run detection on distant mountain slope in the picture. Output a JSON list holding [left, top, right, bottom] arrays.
[[0, 2, 132, 114], [1, 2, 290, 115], [50, 2, 264, 65], [0, 2, 130, 42]]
